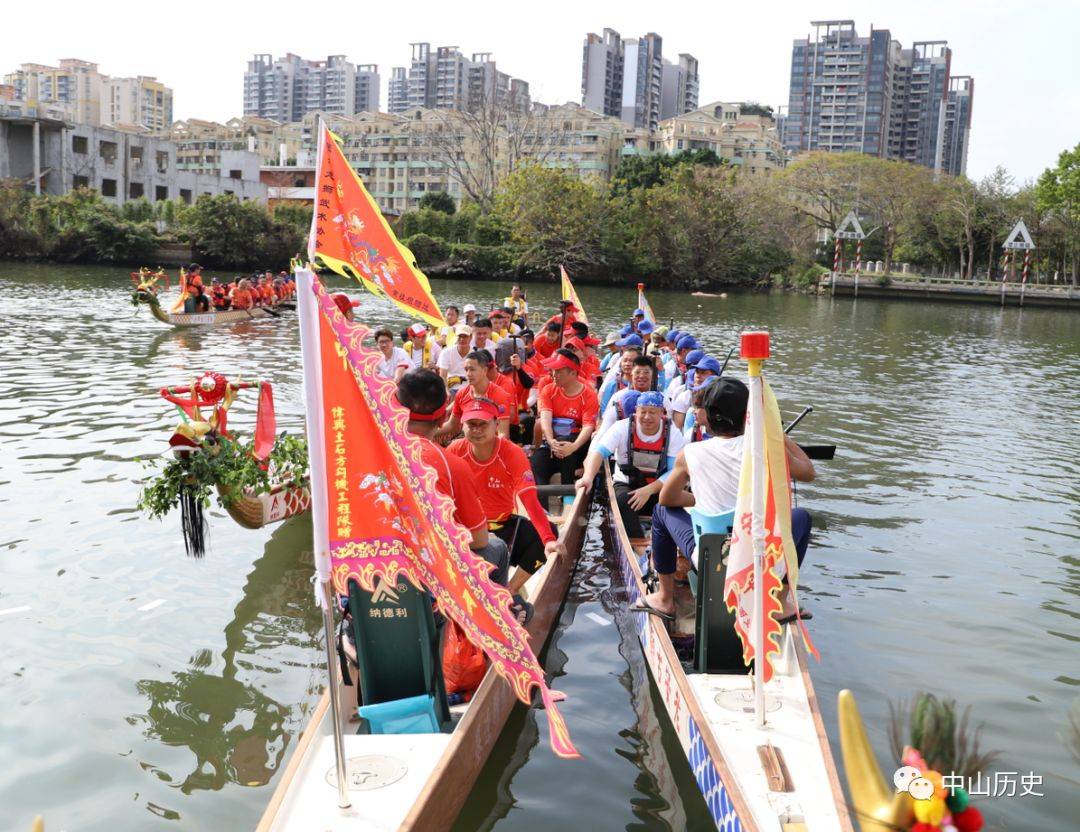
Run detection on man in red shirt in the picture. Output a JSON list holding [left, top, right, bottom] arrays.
[[533, 321, 562, 359], [436, 350, 513, 441], [543, 300, 579, 331], [448, 398, 565, 599], [532, 348, 599, 487], [397, 370, 509, 584]]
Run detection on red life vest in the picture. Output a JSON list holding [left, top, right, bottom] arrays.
[[620, 420, 671, 486]]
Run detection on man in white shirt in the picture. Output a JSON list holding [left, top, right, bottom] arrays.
[[374, 327, 412, 381], [403, 322, 442, 370], [470, 317, 498, 357], [641, 378, 816, 619], [462, 303, 478, 328], [435, 305, 460, 346], [437, 324, 472, 396], [593, 356, 657, 446], [671, 354, 720, 429], [576, 391, 686, 540]]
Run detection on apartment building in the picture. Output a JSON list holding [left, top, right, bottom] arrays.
[[387, 43, 531, 114], [784, 20, 974, 174], [102, 76, 173, 132], [243, 54, 381, 121], [581, 29, 699, 131], [169, 117, 304, 172], [654, 102, 786, 175], [941, 76, 974, 177], [4, 59, 175, 131]]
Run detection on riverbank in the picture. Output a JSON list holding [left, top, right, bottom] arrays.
[[827, 273, 1080, 309]]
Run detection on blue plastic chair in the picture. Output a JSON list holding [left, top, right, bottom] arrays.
[[357, 694, 442, 735], [687, 507, 744, 674]]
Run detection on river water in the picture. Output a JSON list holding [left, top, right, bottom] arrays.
[[0, 263, 1076, 831]]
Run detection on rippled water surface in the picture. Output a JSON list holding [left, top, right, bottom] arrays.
[[1, 263, 1077, 830]]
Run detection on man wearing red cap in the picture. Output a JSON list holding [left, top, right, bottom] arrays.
[[403, 322, 441, 370], [397, 370, 508, 584], [436, 350, 513, 441], [532, 348, 599, 487], [543, 299, 579, 331], [448, 398, 565, 601], [331, 293, 359, 321]]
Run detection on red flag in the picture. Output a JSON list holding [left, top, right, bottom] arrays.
[[300, 272, 579, 759], [253, 382, 276, 462], [308, 124, 445, 327]]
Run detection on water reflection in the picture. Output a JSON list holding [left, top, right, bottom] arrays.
[[128, 519, 319, 794]]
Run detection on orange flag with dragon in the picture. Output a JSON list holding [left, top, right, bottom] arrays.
[[308, 124, 445, 327], [302, 272, 579, 758]]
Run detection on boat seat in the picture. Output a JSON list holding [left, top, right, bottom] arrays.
[[348, 576, 452, 734], [688, 508, 747, 674]]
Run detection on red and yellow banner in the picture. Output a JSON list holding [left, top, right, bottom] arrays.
[[724, 374, 817, 682], [308, 275, 578, 758], [309, 125, 445, 327], [559, 265, 589, 325], [636, 282, 655, 324]]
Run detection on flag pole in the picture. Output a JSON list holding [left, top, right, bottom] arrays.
[[741, 331, 770, 727], [301, 123, 352, 808]]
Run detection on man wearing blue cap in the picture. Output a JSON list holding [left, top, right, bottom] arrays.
[[599, 334, 644, 410], [665, 347, 703, 410], [576, 390, 686, 540], [671, 354, 721, 430], [593, 356, 657, 445]]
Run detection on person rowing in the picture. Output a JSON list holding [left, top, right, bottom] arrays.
[[436, 324, 472, 397], [404, 322, 441, 370], [670, 354, 721, 430], [576, 391, 686, 541], [531, 348, 598, 488], [641, 377, 816, 620], [593, 355, 658, 445], [447, 398, 565, 613], [397, 370, 509, 586], [436, 350, 513, 441]]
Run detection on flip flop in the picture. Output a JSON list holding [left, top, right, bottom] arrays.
[[778, 607, 813, 625], [630, 599, 675, 622], [511, 594, 534, 626]]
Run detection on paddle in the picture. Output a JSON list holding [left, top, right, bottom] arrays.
[[783, 406, 836, 460], [718, 346, 736, 376], [784, 406, 813, 434]]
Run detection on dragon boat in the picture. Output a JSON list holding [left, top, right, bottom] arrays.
[[604, 329, 853, 831], [130, 269, 293, 327]]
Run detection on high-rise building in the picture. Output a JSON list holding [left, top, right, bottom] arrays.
[[102, 76, 173, 132], [355, 65, 380, 113], [941, 76, 974, 177], [388, 44, 531, 114], [784, 20, 973, 174], [582, 29, 624, 118], [581, 30, 698, 130], [388, 67, 408, 114], [243, 53, 380, 121]]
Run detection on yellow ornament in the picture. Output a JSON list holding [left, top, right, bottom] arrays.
[[913, 794, 947, 825]]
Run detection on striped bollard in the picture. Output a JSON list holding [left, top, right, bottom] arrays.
[[1020, 249, 1032, 307], [854, 238, 862, 298], [832, 236, 841, 296]]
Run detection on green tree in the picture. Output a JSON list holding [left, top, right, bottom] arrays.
[[493, 165, 610, 274], [178, 194, 272, 268], [612, 149, 724, 195], [418, 191, 457, 214], [1035, 142, 1080, 284]]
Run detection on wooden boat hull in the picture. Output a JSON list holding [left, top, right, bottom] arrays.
[[603, 469, 852, 832], [256, 489, 591, 832], [219, 482, 312, 530], [137, 291, 292, 327]]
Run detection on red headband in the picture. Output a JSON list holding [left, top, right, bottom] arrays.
[[394, 393, 448, 422]]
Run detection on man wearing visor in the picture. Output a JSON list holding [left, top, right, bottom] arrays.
[[531, 348, 599, 488]]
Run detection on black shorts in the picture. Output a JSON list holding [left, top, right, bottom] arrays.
[[530, 436, 588, 486], [490, 514, 552, 575]]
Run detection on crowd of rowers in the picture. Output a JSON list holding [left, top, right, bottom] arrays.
[[175, 264, 297, 314], [334, 284, 816, 625]]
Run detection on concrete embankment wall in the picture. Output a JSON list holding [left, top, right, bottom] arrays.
[[827, 277, 1080, 310]]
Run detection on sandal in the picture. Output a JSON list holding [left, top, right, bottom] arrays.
[[777, 607, 813, 625], [511, 594, 534, 626], [630, 599, 675, 622]]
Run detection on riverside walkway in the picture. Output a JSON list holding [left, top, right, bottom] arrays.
[[827, 272, 1080, 309]]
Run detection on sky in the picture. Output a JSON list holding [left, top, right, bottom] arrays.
[[7, 0, 1078, 183]]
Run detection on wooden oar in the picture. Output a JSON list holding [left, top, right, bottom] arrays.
[[718, 346, 736, 376], [784, 406, 813, 433]]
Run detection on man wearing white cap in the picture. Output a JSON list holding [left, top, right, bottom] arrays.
[[437, 324, 473, 396], [404, 322, 441, 370], [462, 303, 479, 327]]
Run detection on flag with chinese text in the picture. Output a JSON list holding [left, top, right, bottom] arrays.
[[308, 124, 445, 327], [559, 265, 589, 325], [302, 273, 578, 758], [723, 376, 818, 682]]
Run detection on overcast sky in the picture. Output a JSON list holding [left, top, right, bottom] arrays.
[[8, 0, 1078, 183]]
